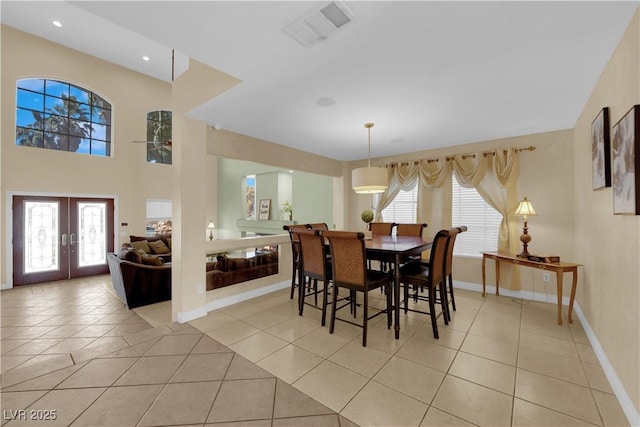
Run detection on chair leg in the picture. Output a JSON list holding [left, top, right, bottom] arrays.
[[386, 282, 392, 329], [312, 279, 318, 307], [362, 290, 368, 347], [428, 285, 439, 339], [290, 264, 297, 299], [448, 274, 456, 312], [403, 282, 409, 313], [439, 281, 449, 325], [298, 273, 306, 316], [321, 280, 329, 327], [329, 283, 338, 334]]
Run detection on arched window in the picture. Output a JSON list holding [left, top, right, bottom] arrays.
[[15, 78, 112, 156]]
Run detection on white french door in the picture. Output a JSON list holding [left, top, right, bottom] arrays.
[[12, 196, 114, 286]]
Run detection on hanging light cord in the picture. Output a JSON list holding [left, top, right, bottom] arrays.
[[365, 123, 374, 167]]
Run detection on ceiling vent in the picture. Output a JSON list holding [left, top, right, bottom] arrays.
[[282, 1, 355, 48]]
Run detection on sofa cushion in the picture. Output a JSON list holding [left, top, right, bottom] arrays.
[[141, 255, 164, 266], [119, 248, 142, 264], [131, 240, 151, 253], [148, 239, 170, 254]]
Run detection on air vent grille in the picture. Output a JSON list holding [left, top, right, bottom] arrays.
[[282, 1, 355, 48], [320, 2, 351, 28]]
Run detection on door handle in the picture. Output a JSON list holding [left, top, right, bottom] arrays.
[[70, 233, 76, 246], [61, 233, 67, 246]]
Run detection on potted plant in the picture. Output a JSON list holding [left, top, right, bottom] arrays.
[[283, 201, 293, 221], [361, 209, 374, 239]]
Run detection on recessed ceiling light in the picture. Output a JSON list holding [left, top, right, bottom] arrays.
[[142, 56, 150, 62], [316, 97, 336, 107], [52, 21, 62, 27]]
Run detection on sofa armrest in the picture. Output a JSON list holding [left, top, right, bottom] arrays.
[[117, 260, 172, 309]]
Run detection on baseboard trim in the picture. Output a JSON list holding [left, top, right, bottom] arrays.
[[454, 280, 638, 427], [205, 280, 290, 312], [176, 306, 208, 324], [453, 280, 570, 305], [572, 303, 639, 427], [1, 283, 11, 291]]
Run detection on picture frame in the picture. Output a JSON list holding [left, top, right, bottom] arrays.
[[592, 107, 610, 190], [612, 105, 640, 215], [258, 199, 271, 220]]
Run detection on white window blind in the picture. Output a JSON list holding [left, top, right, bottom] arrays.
[[381, 185, 418, 227], [451, 176, 502, 256]]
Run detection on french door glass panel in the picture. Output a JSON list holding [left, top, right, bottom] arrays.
[[24, 201, 60, 273], [78, 201, 107, 267]]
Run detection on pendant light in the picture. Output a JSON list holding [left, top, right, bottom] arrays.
[[352, 123, 388, 194]]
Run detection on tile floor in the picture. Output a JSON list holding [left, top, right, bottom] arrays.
[[1, 275, 631, 427]]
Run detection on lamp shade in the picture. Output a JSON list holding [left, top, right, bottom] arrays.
[[515, 197, 537, 217], [207, 221, 215, 230], [352, 166, 388, 194]]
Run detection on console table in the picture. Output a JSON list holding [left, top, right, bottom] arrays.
[[481, 251, 582, 325]]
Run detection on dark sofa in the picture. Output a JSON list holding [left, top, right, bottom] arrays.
[[107, 250, 171, 309], [129, 234, 172, 262]]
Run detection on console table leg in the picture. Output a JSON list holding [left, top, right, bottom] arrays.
[[482, 255, 487, 297], [495, 260, 500, 296], [568, 270, 577, 324], [556, 271, 563, 325]]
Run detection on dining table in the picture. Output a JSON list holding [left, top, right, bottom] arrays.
[[364, 235, 433, 339]]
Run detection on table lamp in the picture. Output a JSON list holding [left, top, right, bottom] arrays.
[[515, 197, 537, 258], [207, 221, 215, 241]]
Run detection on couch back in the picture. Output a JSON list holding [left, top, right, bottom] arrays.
[[107, 252, 171, 309]]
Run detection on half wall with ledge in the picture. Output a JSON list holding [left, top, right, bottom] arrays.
[[204, 233, 292, 312]]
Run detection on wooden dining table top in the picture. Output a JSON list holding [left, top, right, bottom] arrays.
[[364, 235, 432, 254]]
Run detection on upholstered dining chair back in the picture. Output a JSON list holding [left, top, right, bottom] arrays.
[[307, 223, 329, 231], [295, 229, 328, 278], [444, 226, 466, 276], [428, 229, 450, 287], [324, 231, 366, 288], [368, 222, 396, 236], [396, 223, 428, 238], [442, 225, 467, 315]]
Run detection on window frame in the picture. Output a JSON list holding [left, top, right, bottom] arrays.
[[15, 78, 112, 157]]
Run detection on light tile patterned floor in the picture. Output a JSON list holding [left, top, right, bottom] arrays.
[[0, 275, 631, 427], [0, 276, 353, 427]]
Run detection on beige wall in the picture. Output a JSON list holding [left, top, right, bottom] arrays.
[[1, 26, 173, 286], [573, 10, 640, 413]]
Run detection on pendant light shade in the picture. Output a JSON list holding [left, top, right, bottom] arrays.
[[352, 123, 388, 194]]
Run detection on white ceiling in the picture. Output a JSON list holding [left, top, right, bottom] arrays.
[[2, 1, 638, 161]]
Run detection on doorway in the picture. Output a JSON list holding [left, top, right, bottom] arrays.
[[12, 196, 114, 286]]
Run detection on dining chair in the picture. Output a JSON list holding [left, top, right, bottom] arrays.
[[441, 225, 467, 320], [324, 230, 392, 347], [396, 223, 428, 238], [307, 223, 329, 231], [399, 228, 450, 339], [396, 223, 428, 265], [368, 222, 396, 235], [294, 228, 332, 326], [367, 222, 397, 272], [283, 224, 311, 300]]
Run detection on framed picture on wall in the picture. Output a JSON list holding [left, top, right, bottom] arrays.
[[612, 105, 640, 214], [258, 199, 271, 220], [592, 107, 611, 190]]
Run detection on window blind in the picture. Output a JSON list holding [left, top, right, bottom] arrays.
[[381, 185, 418, 230], [451, 176, 502, 256]]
